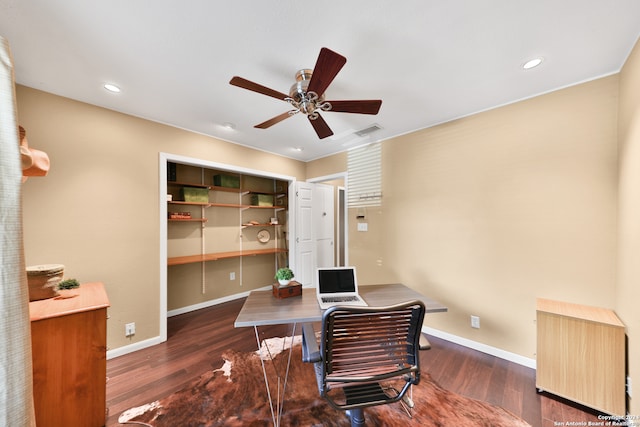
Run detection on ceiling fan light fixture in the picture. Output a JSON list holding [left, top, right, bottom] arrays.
[[287, 69, 331, 119]]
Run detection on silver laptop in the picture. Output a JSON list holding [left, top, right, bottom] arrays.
[[316, 266, 368, 309]]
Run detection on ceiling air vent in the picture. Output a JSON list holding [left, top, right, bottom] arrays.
[[354, 124, 382, 137]]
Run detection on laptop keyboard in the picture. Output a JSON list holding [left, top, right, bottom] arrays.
[[322, 296, 359, 303]]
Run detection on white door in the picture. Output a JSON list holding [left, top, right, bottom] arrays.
[[295, 182, 314, 287], [314, 183, 335, 269], [295, 181, 335, 287]]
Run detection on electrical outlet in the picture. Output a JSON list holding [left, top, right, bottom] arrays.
[[125, 322, 135, 337], [230, 272, 236, 280], [471, 315, 480, 329]]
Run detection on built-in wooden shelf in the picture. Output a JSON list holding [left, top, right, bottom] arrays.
[[168, 248, 288, 266], [169, 200, 285, 210], [169, 200, 242, 208], [166, 166, 290, 309], [168, 181, 242, 193], [168, 181, 287, 197], [168, 218, 208, 223]]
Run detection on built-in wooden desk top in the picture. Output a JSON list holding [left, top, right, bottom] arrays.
[[29, 281, 110, 322], [235, 283, 447, 328]]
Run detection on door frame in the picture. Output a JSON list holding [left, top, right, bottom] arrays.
[[158, 152, 297, 343]]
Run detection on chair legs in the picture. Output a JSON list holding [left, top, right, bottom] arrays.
[[345, 409, 365, 427]]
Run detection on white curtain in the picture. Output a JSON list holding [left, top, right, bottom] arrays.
[[0, 35, 36, 426]]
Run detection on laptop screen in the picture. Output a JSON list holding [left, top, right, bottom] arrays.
[[317, 267, 357, 294]]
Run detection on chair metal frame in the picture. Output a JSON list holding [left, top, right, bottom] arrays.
[[302, 300, 428, 427]]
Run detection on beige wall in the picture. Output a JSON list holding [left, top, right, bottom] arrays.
[[16, 86, 305, 351], [310, 75, 620, 363], [617, 39, 640, 416], [386, 76, 619, 359], [305, 151, 346, 178]]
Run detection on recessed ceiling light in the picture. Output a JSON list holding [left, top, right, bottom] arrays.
[[523, 57, 543, 70], [104, 83, 121, 93], [222, 122, 236, 130], [293, 147, 304, 152]]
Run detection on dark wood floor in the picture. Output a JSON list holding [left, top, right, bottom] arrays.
[[105, 298, 603, 427]]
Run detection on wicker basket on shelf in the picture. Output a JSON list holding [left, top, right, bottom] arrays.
[[26, 264, 64, 301]]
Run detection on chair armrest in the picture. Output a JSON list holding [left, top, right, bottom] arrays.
[[419, 334, 431, 351], [301, 323, 322, 363]]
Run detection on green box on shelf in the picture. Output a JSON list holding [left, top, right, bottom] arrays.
[[251, 194, 274, 207], [181, 187, 209, 203], [213, 174, 240, 188]]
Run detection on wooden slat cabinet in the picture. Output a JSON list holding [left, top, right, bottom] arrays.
[[29, 282, 110, 427], [536, 298, 626, 416]]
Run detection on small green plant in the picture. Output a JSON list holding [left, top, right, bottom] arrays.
[[57, 278, 80, 290], [274, 268, 294, 281]]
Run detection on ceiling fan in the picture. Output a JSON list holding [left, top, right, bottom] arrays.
[[229, 47, 382, 139]]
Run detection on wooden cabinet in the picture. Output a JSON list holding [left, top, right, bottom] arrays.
[[29, 282, 110, 427], [536, 298, 626, 416]]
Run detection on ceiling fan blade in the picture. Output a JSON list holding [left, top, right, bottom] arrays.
[[255, 111, 294, 129], [229, 76, 289, 101], [326, 100, 382, 115], [307, 48, 347, 97], [308, 113, 334, 139]]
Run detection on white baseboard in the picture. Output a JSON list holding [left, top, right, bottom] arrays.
[[422, 326, 537, 369], [107, 335, 165, 360], [166, 285, 272, 317], [167, 292, 248, 317], [107, 286, 273, 359], [107, 294, 537, 370]]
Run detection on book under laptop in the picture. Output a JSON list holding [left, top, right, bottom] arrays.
[[316, 266, 368, 309]]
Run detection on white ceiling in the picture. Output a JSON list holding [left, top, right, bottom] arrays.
[[1, 1, 639, 161]]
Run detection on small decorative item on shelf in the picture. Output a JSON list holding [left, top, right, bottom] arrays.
[[251, 194, 274, 207], [169, 212, 192, 219], [167, 162, 177, 181], [26, 264, 64, 301], [257, 229, 271, 243], [274, 267, 294, 286], [181, 187, 208, 203], [213, 174, 240, 188], [270, 217, 278, 225], [56, 278, 80, 299]]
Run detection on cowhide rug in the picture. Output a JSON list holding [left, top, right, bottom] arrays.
[[119, 337, 531, 427]]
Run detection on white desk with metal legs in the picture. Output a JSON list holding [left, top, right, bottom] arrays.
[[234, 283, 448, 427]]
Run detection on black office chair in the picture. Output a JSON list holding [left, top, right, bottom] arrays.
[[302, 300, 429, 427]]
